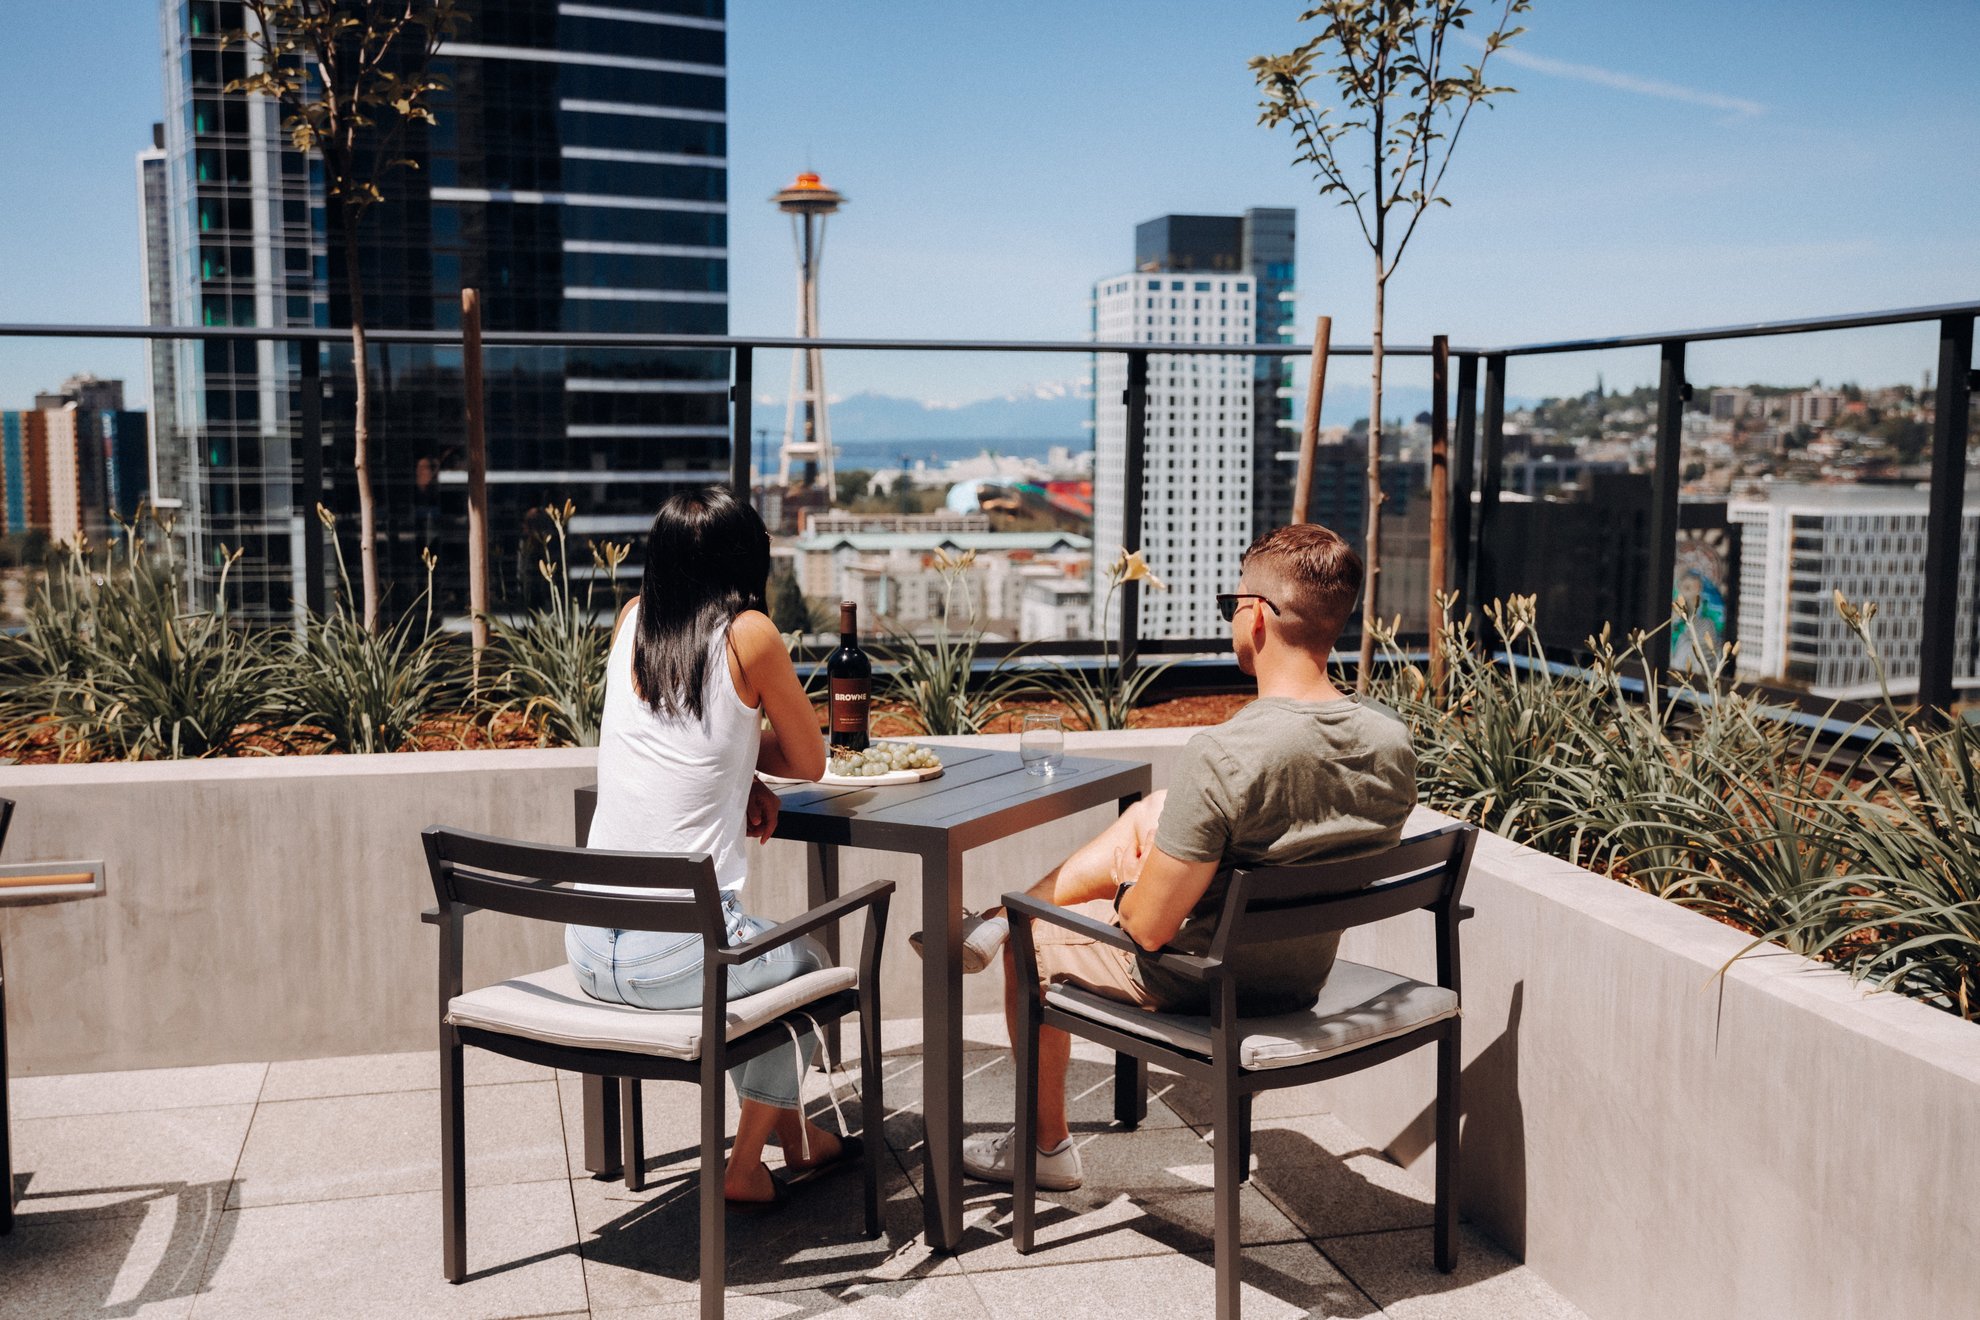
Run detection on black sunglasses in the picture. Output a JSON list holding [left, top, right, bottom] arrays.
[[1215, 593, 1281, 623]]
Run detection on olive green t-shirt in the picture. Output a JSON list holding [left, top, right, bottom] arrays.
[[1140, 696, 1418, 1015]]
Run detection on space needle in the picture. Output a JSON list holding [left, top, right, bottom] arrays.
[[772, 170, 846, 494]]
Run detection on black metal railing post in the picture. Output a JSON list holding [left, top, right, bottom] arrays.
[[1119, 350, 1150, 668], [729, 344, 753, 499], [1474, 354, 1507, 616], [1919, 313, 1974, 716], [1644, 340, 1687, 674], [298, 339, 325, 617], [1450, 352, 1479, 605]]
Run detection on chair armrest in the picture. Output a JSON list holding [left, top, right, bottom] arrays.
[[1003, 891, 1222, 982], [421, 903, 482, 924], [713, 880, 896, 966]]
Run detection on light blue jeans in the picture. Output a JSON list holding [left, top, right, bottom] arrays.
[[565, 897, 828, 1108]]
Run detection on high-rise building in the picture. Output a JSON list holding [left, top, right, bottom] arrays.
[[1091, 271, 1256, 639], [1133, 210, 1298, 535], [154, 0, 729, 620], [1730, 485, 1980, 699], [137, 122, 182, 514], [0, 401, 120, 545]]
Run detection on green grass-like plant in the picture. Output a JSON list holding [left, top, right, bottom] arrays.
[[484, 502, 628, 747], [278, 507, 463, 754]]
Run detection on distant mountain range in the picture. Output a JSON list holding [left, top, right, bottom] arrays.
[[766, 378, 1531, 446]]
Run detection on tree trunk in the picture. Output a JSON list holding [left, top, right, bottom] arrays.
[[343, 218, 380, 632], [1358, 266, 1385, 695]]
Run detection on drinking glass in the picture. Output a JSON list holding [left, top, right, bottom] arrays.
[[1019, 712, 1065, 777]]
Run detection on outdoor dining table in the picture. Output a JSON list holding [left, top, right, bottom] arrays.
[[572, 745, 1152, 1252]]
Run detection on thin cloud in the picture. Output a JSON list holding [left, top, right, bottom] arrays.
[[1461, 36, 1766, 117]]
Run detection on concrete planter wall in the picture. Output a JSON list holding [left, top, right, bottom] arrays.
[[4, 731, 1976, 1318]]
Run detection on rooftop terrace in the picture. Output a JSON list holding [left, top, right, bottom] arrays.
[[2, 1016, 1583, 1320]]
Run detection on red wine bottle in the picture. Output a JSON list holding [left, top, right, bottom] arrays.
[[826, 600, 871, 753]]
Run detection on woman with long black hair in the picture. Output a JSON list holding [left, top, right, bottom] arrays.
[[566, 484, 844, 1207]]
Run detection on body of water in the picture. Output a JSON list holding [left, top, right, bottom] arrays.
[[830, 436, 1082, 471]]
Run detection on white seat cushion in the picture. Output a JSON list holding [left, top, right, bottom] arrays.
[[1046, 959, 1457, 1071], [446, 963, 856, 1060]]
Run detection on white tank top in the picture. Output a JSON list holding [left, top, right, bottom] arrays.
[[585, 605, 759, 895]]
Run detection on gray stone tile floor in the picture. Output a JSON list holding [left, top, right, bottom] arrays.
[[1, 1015, 1586, 1318]]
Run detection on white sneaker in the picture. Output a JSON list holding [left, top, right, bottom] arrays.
[[908, 913, 1009, 974], [962, 1128, 1084, 1191]]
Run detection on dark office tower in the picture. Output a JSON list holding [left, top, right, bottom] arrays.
[[157, 0, 728, 621], [1132, 209, 1298, 538]]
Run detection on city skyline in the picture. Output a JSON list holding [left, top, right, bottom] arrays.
[[1, 1, 1975, 416]]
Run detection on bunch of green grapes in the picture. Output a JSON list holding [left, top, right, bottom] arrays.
[[829, 741, 942, 778]]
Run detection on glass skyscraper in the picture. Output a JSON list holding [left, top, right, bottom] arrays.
[[1134, 210, 1298, 537], [152, 0, 729, 620]]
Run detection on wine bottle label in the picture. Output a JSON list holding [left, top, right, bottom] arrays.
[[828, 678, 871, 735]]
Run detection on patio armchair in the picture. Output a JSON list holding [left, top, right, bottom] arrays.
[[421, 826, 891, 1318], [1005, 821, 1478, 1320]]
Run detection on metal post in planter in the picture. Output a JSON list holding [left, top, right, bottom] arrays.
[[1451, 352, 1479, 612], [730, 344, 754, 501], [1919, 313, 1974, 718], [298, 339, 325, 617], [1475, 354, 1507, 620], [1645, 340, 1688, 675], [1119, 350, 1150, 672]]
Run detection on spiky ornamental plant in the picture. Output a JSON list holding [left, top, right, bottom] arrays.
[[879, 547, 1038, 736], [229, 0, 465, 631], [1253, 0, 1528, 692]]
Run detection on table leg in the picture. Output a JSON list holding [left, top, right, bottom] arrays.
[[920, 840, 966, 1252], [807, 842, 843, 1067], [1112, 792, 1149, 1131], [582, 1073, 623, 1179]]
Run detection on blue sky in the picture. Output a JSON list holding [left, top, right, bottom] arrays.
[[2, 0, 1975, 412]]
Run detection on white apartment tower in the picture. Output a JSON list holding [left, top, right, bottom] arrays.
[[1729, 484, 1980, 699], [1092, 273, 1255, 639]]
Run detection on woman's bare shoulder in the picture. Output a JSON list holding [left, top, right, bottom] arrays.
[[727, 609, 785, 660]]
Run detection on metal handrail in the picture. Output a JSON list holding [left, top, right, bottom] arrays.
[[2, 299, 1971, 713], [6, 296, 1978, 357]]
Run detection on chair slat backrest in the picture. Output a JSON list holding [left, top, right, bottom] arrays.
[[422, 826, 724, 938], [1207, 823, 1476, 964]]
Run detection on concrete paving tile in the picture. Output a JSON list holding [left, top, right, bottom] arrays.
[[9, 1103, 254, 1222], [587, 1274, 992, 1317], [879, 1046, 1186, 1177], [1245, 1112, 1437, 1238], [0, 1179, 228, 1318], [1158, 1062, 1335, 1128], [556, 1069, 744, 1183], [571, 1147, 960, 1308], [963, 1240, 1381, 1319], [935, 1121, 1307, 1270], [227, 1080, 567, 1209], [8, 1062, 267, 1120], [1319, 1225, 1588, 1320], [191, 1179, 586, 1319], [260, 1048, 552, 1102]]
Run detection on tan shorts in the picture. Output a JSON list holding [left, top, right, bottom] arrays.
[[1024, 899, 1163, 1010]]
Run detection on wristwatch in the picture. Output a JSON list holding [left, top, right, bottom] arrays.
[[1111, 880, 1135, 915]]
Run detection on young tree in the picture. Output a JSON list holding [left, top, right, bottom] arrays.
[[231, 0, 464, 631], [1253, 1, 1528, 691]]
